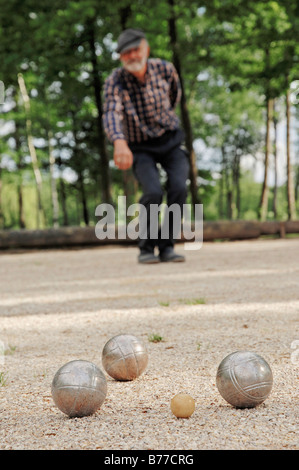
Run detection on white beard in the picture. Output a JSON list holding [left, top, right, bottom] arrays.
[[124, 57, 147, 73]]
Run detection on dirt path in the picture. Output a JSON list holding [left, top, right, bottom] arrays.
[[0, 238, 298, 450]]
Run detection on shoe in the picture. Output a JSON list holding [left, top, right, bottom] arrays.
[[138, 251, 160, 264], [159, 247, 185, 262]]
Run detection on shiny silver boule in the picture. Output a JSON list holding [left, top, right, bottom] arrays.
[[51, 360, 107, 417], [102, 334, 148, 381], [216, 350, 273, 408]]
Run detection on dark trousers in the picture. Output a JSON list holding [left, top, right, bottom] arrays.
[[130, 130, 190, 254]]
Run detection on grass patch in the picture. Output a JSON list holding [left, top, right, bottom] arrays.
[[179, 297, 206, 305], [148, 333, 164, 343], [5, 344, 16, 356], [0, 371, 7, 387], [158, 298, 206, 307], [158, 301, 170, 307]]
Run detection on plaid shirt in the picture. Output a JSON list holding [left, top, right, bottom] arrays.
[[103, 58, 182, 144]]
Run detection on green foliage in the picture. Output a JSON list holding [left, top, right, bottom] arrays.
[[148, 333, 164, 343], [0, 371, 7, 387], [179, 298, 206, 305]]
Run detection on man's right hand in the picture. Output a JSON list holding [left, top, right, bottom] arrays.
[[113, 139, 133, 170]]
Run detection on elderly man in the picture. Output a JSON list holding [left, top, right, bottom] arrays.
[[103, 29, 189, 264]]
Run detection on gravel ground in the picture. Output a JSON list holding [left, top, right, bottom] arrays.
[[0, 238, 298, 451]]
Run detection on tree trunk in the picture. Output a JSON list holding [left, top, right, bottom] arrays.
[[59, 176, 69, 226], [272, 99, 278, 219], [17, 73, 45, 228], [259, 96, 273, 221], [219, 147, 226, 218], [86, 19, 112, 204], [295, 165, 299, 202], [233, 152, 241, 219], [77, 168, 89, 226], [286, 87, 297, 220], [167, 0, 199, 212], [14, 114, 26, 228], [227, 189, 233, 220], [0, 167, 4, 229], [119, 5, 132, 29], [224, 164, 233, 220], [72, 122, 90, 226], [48, 130, 59, 228]]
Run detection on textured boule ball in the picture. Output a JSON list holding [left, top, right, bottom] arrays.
[[51, 360, 107, 417], [170, 393, 195, 418], [102, 334, 148, 381], [216, 350, 273, 408]]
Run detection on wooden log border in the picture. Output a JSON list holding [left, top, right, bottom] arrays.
[[0, 220, 298, 250]]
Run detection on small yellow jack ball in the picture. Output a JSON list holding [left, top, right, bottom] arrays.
[[170, 393, 195, 418]]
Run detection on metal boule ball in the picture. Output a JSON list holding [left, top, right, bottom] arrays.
[[51, 360, 107, 417], [216, 350, 273, 409], [102, 334, 148, 381]]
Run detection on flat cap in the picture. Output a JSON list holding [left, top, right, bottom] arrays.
[[116, 28, 146, 54]]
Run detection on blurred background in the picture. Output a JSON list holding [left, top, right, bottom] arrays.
[[0, 0, 298, 231]]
